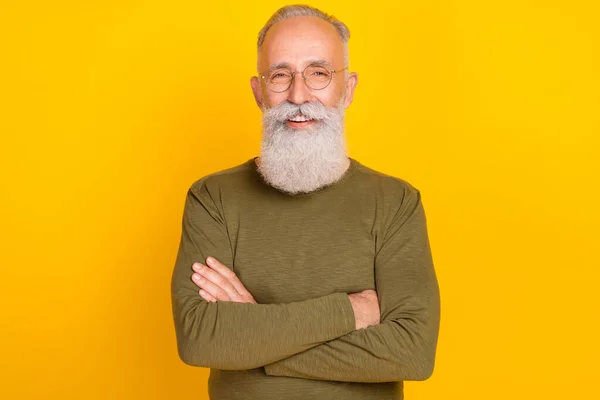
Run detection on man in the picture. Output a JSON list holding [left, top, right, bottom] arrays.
[[170, 5, 440, 400]]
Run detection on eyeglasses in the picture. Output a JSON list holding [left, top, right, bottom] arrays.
[[260, 64, 348, 93]]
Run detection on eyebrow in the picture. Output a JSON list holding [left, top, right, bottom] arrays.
[[267, 59, 333, 73]]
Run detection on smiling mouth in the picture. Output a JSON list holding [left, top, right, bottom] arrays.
[[285, 113, 317, 129], [286, 119, 316, 129], [287, 113, 314, 123]]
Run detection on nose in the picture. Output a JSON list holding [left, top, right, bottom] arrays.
[[287, 72, 312, 105]]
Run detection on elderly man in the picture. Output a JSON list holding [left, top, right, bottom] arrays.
[[170, 4, 440, 400]]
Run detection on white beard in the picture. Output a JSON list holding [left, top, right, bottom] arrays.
[[257, 100, 349, 195]]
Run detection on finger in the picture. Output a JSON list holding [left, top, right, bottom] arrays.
[[192, 272, 232, 301], [205, 257, 253, 298], [199, 289, 217, 302], [193, 262, 241, 300]]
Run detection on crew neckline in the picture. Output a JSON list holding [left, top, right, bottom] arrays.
[[246, 156, 360, 197]]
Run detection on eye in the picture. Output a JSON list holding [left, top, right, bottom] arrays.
[[307, 67, 331, 79], [269, 70, 292, 81]]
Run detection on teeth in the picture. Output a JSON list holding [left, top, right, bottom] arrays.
[[289, 114, 312, 122]]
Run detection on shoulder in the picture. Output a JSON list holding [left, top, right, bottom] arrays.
[[354, 161, 427, 237], [188, 159, 251, 198], [354, 160, 421, 202]]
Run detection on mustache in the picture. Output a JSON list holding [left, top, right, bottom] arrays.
[[263, 101, 332, 122]]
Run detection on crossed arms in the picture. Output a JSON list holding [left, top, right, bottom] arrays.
[[170, 181, 440, 383]]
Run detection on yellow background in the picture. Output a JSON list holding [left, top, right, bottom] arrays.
[[1, 1, 599, 399]]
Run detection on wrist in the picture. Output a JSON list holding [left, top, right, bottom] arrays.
[[348, 294, 362, 330]]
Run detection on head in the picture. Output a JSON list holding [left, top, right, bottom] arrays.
[[250, 5, 359, 195]]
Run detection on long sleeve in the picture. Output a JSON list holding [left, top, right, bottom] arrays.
[[170, 180, 356, 370], [263, 188, 441, 382]]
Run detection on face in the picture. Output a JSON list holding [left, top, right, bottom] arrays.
[[249, 16, 359, 195], [250, 16, 358, 118]]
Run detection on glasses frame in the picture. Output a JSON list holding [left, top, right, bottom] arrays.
[[260, 64, 348, 93]]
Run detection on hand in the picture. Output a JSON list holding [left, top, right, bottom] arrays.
[[191, 257, 257, 304], [348, 289, 380, 330]]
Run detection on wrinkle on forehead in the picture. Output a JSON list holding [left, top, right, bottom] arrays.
[[259, 16, 345, 72]]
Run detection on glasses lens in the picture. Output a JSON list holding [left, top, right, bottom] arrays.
[[305, 66, 332, 90], [267, 69, 292, 92]]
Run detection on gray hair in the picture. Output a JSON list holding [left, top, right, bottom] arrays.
[[256, 5, 350, 72]]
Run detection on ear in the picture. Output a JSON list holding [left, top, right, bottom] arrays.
[[343, 72, 359, 108], [250, 76, 263, 109]]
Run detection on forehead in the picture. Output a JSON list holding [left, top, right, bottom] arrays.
[[259, 16, 345, 70]]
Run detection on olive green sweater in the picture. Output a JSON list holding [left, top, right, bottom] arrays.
[[170, 156, 440, 400]]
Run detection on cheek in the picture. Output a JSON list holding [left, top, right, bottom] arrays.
[[261, 86, 288, 107], [264, 93, 288, 108], [316, 86, 344, 108]]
